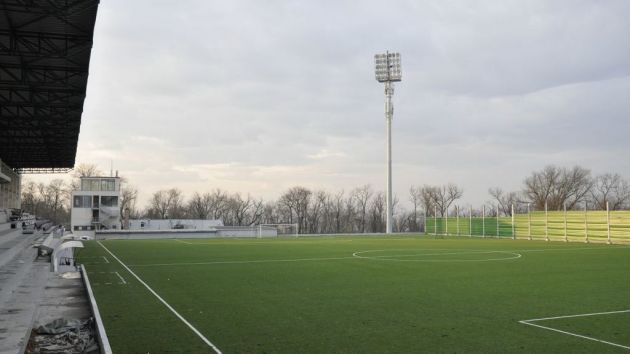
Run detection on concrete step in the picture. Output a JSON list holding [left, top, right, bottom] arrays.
[[0, 232, 51, 354], [0, 223, 12, 233], [0, 260, 49, 354], [0, 232, 39, 270]]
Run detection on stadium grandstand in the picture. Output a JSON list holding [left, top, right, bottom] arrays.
[[0, 1, 102, 353]]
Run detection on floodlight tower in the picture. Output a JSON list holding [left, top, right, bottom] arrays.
[[374, 51, 401, 234]]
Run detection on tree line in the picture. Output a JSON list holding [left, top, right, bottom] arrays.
[[19, 164, 630, 232], [489, 165, 630, 216]]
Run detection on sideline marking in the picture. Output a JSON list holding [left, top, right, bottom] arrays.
[[113, 271, 127, 284], [97, 241, 222, 353], [519, 309, 630, 350], [102, 256, 110, 263]]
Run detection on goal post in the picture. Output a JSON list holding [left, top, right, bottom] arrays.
[[257, 223, 299, 238]]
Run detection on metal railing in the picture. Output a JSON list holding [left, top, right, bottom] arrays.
[[424, 202, 630, 245]]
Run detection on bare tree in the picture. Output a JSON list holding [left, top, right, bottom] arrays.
[[432, 183, 464, 217], [307, 191, 327, 233], [368, 191, 386, 232], [20, 179, 70, 224], [409, 186, 424, 231], [148, 190, 168, 219], [148, 188, 184, 219], [590, 173, 630, 210], [119, 184, 139, 226], [208, 189, 229, 220], [70, 163, 103, 191], [187, 192, 211, 219], [331, 191, 345, 233], [351, 185, 373, 233], [523, 165, 592, 210], [21, 180, 39, 216], [488, 188, 521, 216], [412, 185, 438, 216], [279, 186, 312, 233], [167, 188, 186, 218], [227, 193, 254, 226], [247, 198, 265, 226]]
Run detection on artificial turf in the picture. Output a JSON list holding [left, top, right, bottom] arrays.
[[77, 236, 630, 353]]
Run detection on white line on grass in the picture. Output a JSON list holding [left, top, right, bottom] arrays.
[[97, 241, 222, 354], [522, 309, 630, 322], [352, 249, 522, 262], [519, 309, 630, 350], [129, 256, 356, 267], [512, 246, 630, 253], [126, 245, 629, 268], [102, 256, 109, 263], [113, 271, 127, 284], [173, 239, 355, 245], [174, 239, 195, 245]]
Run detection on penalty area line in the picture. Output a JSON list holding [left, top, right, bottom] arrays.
[[97, 241, 222, 354], [519, 309, 630, 350]]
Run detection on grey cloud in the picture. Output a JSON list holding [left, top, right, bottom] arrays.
[[59, 0, 630, 207]]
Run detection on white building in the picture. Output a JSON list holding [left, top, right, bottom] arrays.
[[71, 176, 121, 237], [128, 219, 224, 231]]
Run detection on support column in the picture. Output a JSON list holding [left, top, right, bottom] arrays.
[[385, 82, 393, 234]]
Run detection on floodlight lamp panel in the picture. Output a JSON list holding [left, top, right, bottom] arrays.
[[374, 52, 402, 82]]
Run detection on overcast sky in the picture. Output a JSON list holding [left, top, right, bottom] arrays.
[[30, 0, 630, 209]]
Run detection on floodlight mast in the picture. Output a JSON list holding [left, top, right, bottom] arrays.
[[374, 51, 401, 234]]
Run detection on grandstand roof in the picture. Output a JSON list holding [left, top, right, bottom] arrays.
[[0, 0, 100, 171]]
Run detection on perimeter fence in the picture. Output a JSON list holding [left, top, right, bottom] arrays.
[[424, 203, 630, 245]]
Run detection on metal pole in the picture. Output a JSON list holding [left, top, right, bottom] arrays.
[[482, 205, 486, 238], [456, 205, 460, 236], [434, 205, 437, 236], [511, 204, 515, 240], [607, 201, 611, 244], [527, 203, 531, 240], [423, 208, 427, 235], [385, 81, 393, 234], [545, 201, 549, 242], [496, 204, 500, 238], [469, 205, 472, 237], [445, 206, 449, 236], [564, 203, 569, 242], [585, 202, 589, 243]]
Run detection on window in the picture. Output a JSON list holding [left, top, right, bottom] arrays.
[[101, 179, 115, 191], [90, 179, 100, 191], [73, 195, 92, 208], [74, 225, 94, 231], [81, 179, 90, 191], [101, 196, 118, 207]]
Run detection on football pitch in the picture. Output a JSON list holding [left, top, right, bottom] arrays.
[[78, 236, 630, 353]]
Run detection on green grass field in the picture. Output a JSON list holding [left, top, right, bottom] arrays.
[[78, 236, 630, 353]]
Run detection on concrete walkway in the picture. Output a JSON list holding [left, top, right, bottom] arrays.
[[0, 230, 48, 354], [0, 229, 93, 354]]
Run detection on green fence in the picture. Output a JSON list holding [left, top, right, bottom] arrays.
[[425, 210, 630, 244]]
